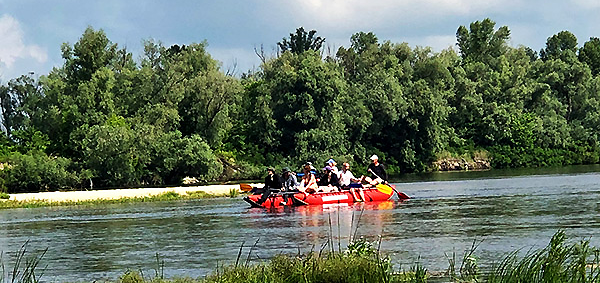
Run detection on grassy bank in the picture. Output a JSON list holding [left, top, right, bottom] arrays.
[[4, 231, 600, 283], [0, 189, 240, 210]]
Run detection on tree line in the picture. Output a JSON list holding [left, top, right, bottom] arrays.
[[1, 18, 599, 193]]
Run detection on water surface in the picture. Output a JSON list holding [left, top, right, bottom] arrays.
[[1, 166, 600, 282]]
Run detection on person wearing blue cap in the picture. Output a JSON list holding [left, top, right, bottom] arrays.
[[326, 158, 339, 178]]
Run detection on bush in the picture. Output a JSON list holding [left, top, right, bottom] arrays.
[[177, 135, 222, 182], [0, 151, 83, 193]]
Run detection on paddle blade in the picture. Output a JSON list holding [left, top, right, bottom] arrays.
[[240, 183, 253, 192], [376, 184, 394, 195], [396, 191, 410, 200]]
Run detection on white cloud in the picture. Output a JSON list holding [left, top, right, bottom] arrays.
[[283, 0, 523, 31], [571, 0, 600, 9], [0, 14, 47, 70]]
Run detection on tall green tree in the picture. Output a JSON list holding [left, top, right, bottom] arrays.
[[39, 27, 128, 157], [579, 37, 600, 76], [173, 43, 243, 147], [456, 18, 510, 65], [278, 27, 325, 54], [0, 75, 42, 140], [243, 49, 350, 163], [540, 31, 578, 61]]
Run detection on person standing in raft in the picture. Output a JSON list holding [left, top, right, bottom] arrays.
[[280, 167, 299, 205], [257, 167, 282, 205], [361, 155, 388, 186], [299, 163, 318, 194]]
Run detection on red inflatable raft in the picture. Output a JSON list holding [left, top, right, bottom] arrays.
[[243, 184, 409, 208]]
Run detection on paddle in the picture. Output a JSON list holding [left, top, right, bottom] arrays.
[[240, 183, 253, 192], [367, 169, 410, 200]]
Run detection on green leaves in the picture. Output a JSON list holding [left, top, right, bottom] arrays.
[[2, 21, 600, 190], [278, 27, 325, 54], [457, 18, 511, 65]]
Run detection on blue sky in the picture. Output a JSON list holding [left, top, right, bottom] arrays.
[[1, 0, 600, 80]]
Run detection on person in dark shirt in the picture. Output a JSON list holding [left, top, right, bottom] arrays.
[[317, 166, 340, 191], [280, 167, 299, 205], [361, 155, 388, 186], [257, 167, 282, 204]]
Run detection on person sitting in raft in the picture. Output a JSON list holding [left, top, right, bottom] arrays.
[[317, 166, 340, 191], [280, 167, 299, 205], [339, 162, 360, 188], [299, 163, 318, 194], [257, 167, 282, 205], [339, 162, 365, 201], [360, 155, 388, 186], [326, 158, 340, 178]]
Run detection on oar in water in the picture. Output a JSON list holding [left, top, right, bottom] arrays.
[[367, 169, 410, 200]]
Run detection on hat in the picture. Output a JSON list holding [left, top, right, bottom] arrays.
[[282, 167, 291, 173], [327, 158, 336, 165], [370, 155, 379, 160], [303, 163, 315, 171], [266, 167, 275, 172], [323, 166, 332, 171]]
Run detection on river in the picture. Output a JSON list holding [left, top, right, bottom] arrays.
[[1, 165, 600, 282]]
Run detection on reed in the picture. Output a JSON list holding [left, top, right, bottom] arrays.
[[1, 241, 47, 283], [227, 189, 240, 198], [203, 251, 408, 283], [486, 230, 600, 283], [199, 208, 422, 283]]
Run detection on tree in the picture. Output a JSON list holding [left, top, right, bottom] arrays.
[[540, 31, 578, 61], [39, 27, 129, 157], [242, 50, 351, 163], [0, 75, 42, 139], [579, 37, 600, 76], [350, 32, 378, 54], [456, 18, 510, 65], [173, 43, 243, 147], [278, 27, 325, 54]]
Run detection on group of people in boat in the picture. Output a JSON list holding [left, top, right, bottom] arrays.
[[255, 155, 388, 205]]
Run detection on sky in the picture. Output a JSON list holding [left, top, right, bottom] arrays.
[[1, 0, 600, 80]]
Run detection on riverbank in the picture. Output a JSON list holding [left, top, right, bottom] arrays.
[[4, 183, 261, 202]]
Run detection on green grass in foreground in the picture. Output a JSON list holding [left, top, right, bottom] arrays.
[[3, 229, 599, 282], [0, 190, 239, 210], [109, 231, 600, 283]]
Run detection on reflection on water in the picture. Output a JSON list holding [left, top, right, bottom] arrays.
[[1, 167, 600, 282]]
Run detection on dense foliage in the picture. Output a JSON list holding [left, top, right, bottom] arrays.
[[1, 19, 600, 192]]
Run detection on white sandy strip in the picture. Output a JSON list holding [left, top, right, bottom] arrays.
[[8, 184, 262, 202]]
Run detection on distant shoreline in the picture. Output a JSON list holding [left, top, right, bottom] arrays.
[[6, 183, 262, 202]]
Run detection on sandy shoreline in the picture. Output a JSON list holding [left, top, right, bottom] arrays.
[[7, 183, 262, 202]]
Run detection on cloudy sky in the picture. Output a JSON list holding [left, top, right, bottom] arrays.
[[1, 0, 599, 80]]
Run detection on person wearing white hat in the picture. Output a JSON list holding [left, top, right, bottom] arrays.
[[326, 158, 339, 178], [360, 154, 388, 186]]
